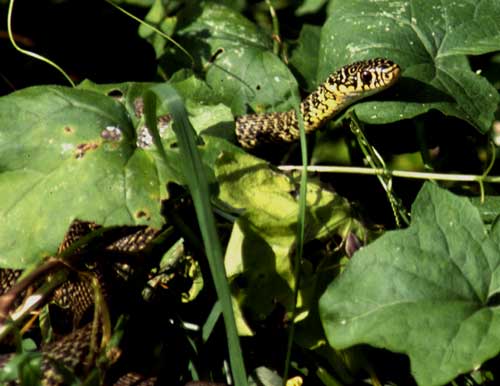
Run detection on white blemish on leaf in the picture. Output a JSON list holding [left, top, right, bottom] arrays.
[[137, 126, 153, 148], [101, 126, 122, 142], [61, 143, 73, 153]]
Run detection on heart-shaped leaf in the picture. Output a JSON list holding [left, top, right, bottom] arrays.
[[320, 182, 500, 385], [319, 0, 500, 131]]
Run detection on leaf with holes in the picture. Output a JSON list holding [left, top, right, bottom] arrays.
[[0, 82, 243, 269], [162, 1, 299, 116], [320, 0, 500, 132], [320, 182, 500, 385], [0, 86, 170, 268]]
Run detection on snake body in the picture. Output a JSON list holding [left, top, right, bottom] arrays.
[[236, 58, 401, 148], [0, 222, 161, 385]]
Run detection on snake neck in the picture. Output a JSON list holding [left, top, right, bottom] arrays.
[[235, 84, 345, 149], [301, 79, 349, 133]]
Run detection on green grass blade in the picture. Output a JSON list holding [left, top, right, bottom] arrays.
[[283, 104, 308, 384], [147, 84, 247, 386], [203, 300, 222, 342]]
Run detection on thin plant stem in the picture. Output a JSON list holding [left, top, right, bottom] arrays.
[[265, 0, 281, 55], [103, 0, 194, 67], [479, 141, 497, 203], [7, 0, 75, 87], [348, 113, 410, 226], [278, 165, 500, 183]]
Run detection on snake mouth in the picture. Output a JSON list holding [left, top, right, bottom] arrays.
[[381, 61, 401, 86]]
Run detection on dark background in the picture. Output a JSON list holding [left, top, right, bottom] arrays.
[[0, 0, 157, 96]]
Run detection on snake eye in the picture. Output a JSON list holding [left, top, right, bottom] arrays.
[[361, 70, 372, 83]]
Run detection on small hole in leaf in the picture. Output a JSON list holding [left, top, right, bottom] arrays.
[[487, 292, 500, 307], [107, 89, 124, 98], [256, 85, 261, 90], [233, 274, 248, 289]]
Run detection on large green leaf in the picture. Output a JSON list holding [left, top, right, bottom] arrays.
[[165, 1, 299, 116], [319, 182, 500, 385], [0, 77, 242, 269], [216, 151, 358, 329], [321, 0, 500, 132], [0, 86, 170, 268], [289, 24, 322, 92]]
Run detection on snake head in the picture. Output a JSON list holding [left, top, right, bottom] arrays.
[[327, 58, 401, 97]]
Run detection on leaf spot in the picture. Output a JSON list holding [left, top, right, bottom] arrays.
[[100, 126, 123, 142], [137, 126, 153, 148], [74, 142, 99, 159], [134, 97, 144, 118], [135, 210, 149, 220], [61, 143, 73, 154], [158, 114, 172, 131]]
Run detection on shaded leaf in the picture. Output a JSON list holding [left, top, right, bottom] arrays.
[[320, 182, 500, 385], [138, 0, 177, 58], [289, 24, 322, 92], [296, 0, 328, 16], [216, 151, 356, 326], [167, 1, 299, 115]]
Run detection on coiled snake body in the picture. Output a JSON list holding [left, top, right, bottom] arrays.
[[236, 58, 401, 148]]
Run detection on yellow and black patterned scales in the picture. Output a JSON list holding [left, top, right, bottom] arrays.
[[236, 58, 400, 148]]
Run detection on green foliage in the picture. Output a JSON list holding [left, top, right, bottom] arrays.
[[217, 151, 359, 327], [1, 0, 500, 385], [296, 0, 328, 16], [320, 183, 500, 385], [148, 83, 247, 385], [0, 343, 42, 386], [320, 0, 500, 131], [161, 1, 300, 115], [0, 86, 164, 268]]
